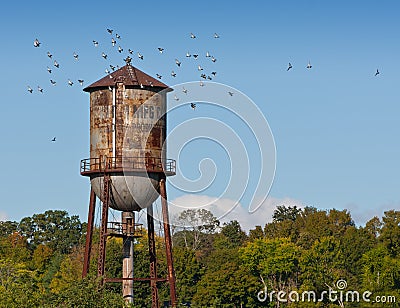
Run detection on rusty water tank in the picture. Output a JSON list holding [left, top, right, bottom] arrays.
[[81, 63, 175, 211]]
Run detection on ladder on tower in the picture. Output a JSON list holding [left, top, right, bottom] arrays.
[[98, 172, 111, 280]]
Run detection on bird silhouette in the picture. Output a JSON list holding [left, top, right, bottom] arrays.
[[211, 56, 217, 63], [175, 59, 181, 67], [206, 51, 211, 57], [54, 60, 59, 68], [214, 33, 220, 38], [93, 40, 99, 47], [211, 71, 217, 76], [186, 51, 191, 57], [33, 38, 41, 47], [174, 95, 179, 101], [158, 47, 164, 53], [287, 63, 293, 71], [137, 52, 144, 60], [375, 69, 380, 76], [47, 67, 52, 74], [111, 38, 116, 46], [193, 54, 199, 59], [68, 79, 74, 86], [47, 51, 52, 59], [38, 86, 43, 93], [156, 73, 162, 79], [307, 61, 312, 69], [228, 91, 234, 96], [182, 87, 188, 94], [78, 79, 84, 86], [73, 52, 79, 60], [27, 86, 33, 93], [107, 28, 113, 34], [128, 49, 134, 54], [102, 52, 107, 59], [118, 46, 123, 53], [198, 65, 203, 71], [51, 137, 56, 142], [191, 103, 196, 109], [116, 33, 121, 39], [190, 33, 196, 39], [50, 79, 57, 85], [171, 71, 177, 77]]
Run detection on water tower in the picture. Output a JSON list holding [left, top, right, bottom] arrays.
[[80, 58, 177, 307]]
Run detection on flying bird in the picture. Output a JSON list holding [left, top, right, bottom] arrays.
[[228, 91, 234, 96], [78, 79, 84, 86], [110, 64, 116, 71], [105, 69, 110, 74], [214, 33, 220, 38], [47, 51, 53, 59], [287, 63, 293, 71], [54, 60, 59, 68], [68, 79, 74, 86], [171, 71, 177, 77], [27, 86, 33, 93], [182, 87, 188, 94], [207, 76, 212, 80], [111, 38, 116, 46], [107, 28, 113, 34], [156, 73, 162, 79], [190, 103, 196, 110], [190, 33, 196, 39], [116, 33, 121, 39], [175, 59, 181, 67], [158, 47, 164, 53], [50, 79, 57, 85], [102, 52, 108, 59], [206, 51, 211, 58], [211, 71, 217, 76], [198, 65, 203, 71], [33, 38, 41, 47], [375, 69, 380, 76], [93, 40, 99, 47], [47, 66, 52, 73], [38, 86, 43, 93], [200, 73, 207, 79], [118, 46, 123, 53], [186, 51, 191, 57], [51, 137, 56, 142], [199, 81, 204, 87], [73, 52, 79, 60], [307, 61, 312, 69], [211, 56, 217, 63], [174, 95, 179, 101], [193, 54, 199, 59], [137, 52, 144, 60]]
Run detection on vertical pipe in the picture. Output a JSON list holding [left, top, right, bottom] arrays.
[[82, 188, 96, 278], [160, 179, 177, 307], [122, 211, 134, 303], [112, 86, 116, 159], [147, 205, 160, 308]]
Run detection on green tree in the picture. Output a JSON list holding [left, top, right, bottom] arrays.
[[273, 205, 302, 222], [18, 210, 83, 253]]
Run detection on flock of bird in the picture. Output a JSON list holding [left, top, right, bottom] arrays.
[[30, 28, 381, 140]]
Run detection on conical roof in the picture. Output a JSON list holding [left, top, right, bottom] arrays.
[[83, 64, 170, 92]]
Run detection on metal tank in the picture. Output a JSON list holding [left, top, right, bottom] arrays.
[[80, 61, 176, 211]]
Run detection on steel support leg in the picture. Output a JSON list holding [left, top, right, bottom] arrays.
[[160, 179, 177, 307]]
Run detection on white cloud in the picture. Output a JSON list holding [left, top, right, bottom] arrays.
[[165, 194, 304, 232], [0, 211, 8, 221]]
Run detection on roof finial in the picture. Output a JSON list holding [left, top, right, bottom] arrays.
[[124, 56, 132, 66]]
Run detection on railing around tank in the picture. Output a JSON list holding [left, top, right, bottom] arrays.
[[80, 156, 176, 176]]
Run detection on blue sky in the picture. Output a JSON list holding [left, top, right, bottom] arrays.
[[1, 1, 399, 228]]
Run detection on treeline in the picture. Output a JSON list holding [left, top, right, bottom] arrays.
[[0, 207, 399, 307]]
